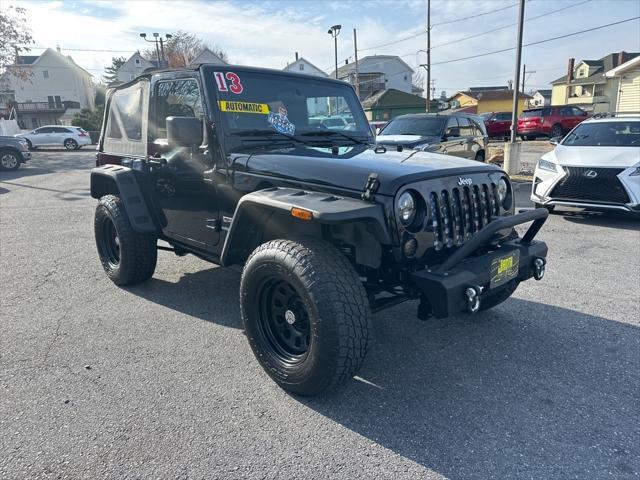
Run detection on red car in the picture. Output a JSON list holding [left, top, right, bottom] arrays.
[[481, 111, 512, 139], [517, 106, 589, 140]]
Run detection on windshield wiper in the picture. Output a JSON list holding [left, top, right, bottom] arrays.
[[300, 130, 369, 145], [231, 129, 310, 145]]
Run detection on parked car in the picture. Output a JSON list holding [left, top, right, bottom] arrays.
[[369, 120, 388, 135], [376, 113, 488, 161], [531, 115, 640, 215], [90, 65, 549, 395], [15, 125, 91, 150], [482, 111, 512, 139], [518, 106, 589, 140], [0, 136, 30, 171], [309, 115, 355, 130]]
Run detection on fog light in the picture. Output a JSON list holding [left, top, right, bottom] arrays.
[[465, 286, 482, 313], [403, 238, 418, 257], [533, 258, 545, 281]]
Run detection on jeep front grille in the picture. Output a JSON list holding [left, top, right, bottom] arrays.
[[550, 167, 630, 204], [429, 184, 500, 250]]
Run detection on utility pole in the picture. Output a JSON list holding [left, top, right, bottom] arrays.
[[426, 0, 431, 112], [522, 64, 526, 93], [509, 0, 525, 143], [354, 28, 360, 99]]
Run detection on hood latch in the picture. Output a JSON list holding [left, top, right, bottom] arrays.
[[362, 173, 380, 201]]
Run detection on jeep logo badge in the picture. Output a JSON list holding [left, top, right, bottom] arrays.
[[584, 170, 598, 178], [458, 177, 473, 187]]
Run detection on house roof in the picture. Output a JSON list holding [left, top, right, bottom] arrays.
[[283, 57, 328, 77], [16, 55, 39, 65], [361, 88, 426, 109], [451, 89, 531, 101], [468, 86, 509, 92], [190, 47, 227, 66], [606, 55, 640, 77], [333, 55, 414, 78], [534, 89, 552, 97], [12, 48, 93, 77], [551, 51, 640, 84]]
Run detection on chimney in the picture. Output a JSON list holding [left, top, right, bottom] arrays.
[[617, 51, 626, 67], [56, 44, 61, 54], [345, 59, 349, 65], [567, 58, 575, 83], [295, 51, 299, 61]]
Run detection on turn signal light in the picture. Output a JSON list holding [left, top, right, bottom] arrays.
[[291, 207, 313, 221]]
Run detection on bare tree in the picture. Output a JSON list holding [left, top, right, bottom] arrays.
[[412, 68, 426, 95], [143, 31, 229, 68], [0, 5, 34, 82]]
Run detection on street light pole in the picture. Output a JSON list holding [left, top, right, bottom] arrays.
[[328, 25, 342, 80], [139, 32, 172, 68]]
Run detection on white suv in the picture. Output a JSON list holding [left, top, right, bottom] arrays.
[[531, 115, 640, 215], [16, 125, 91, 150]]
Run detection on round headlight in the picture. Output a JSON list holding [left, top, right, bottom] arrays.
[[497, 178, 508, 202], [397, 191, 416, 225]]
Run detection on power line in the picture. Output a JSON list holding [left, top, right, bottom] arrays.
[[19, 45, 135, 53], [357, 1, 518, 53], [431, 16, 639, 66], [432, 2, 518, 27], [430, 0, 591, 50]]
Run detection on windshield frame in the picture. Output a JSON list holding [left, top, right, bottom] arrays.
[[560, 120, 640, 147], [201, 66, 374, 153]]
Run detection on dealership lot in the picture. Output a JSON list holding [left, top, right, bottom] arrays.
[[1, 150, 639, 479]]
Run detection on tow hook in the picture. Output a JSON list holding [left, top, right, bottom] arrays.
[[533, 257, 546, 281], [465, 286, 482, 313]]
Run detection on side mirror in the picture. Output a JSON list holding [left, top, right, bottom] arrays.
[[549, 136, 561, 145], [166, 116, 202, 147]]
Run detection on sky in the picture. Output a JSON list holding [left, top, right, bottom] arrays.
[[6, 0, 640, 96]]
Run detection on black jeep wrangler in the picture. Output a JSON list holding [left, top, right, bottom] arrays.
[[91, 65, 549, 395]]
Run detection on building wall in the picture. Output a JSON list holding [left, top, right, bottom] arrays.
[[616, 67, 640, 112], [551, 84, 567, 105], [357, 58, 413, 94], [116, 53, 155, 83], [477, 98, 528, 115], [5, 50, 94, 109], [367, 105, 425, 121]]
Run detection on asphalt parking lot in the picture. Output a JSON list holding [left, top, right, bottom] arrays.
[[1, 150, 639, 479]]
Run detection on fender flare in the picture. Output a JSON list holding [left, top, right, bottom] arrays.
[[90, 164, 158, 234], [220, 187, 391, 267]]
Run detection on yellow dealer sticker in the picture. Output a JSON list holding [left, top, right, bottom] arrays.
[[218, 100, 269, 114]]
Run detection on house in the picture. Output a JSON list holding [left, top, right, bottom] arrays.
[[531, 89, 552, 107], [189, 48, 227, 66], [447, 89, 531, 115], [550, 51, 639, 112], [283, 54, 328, 77], [605, 55, 640, 114], [114, 52, 155, 83], [361, 88, 426, 121], [332, 55, 415, 100], [0, 47, 94, 129]]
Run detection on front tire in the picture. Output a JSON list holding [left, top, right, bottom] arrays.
[[64, 138, 78, 150], [94, 195, 157, 286], [240, 238, 371, 396]]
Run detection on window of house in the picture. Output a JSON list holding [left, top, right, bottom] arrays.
[[43, 70, 49, 79], [299, 64, 304, 71], [135, 58, 140, 65], [154, 79, 203, 139]]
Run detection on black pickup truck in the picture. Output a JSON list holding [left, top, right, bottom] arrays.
[[90, 65, 549, 395]]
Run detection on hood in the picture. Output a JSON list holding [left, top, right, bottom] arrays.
[[376, 134, 440, 148], [543, 145, 640, 168], [236, 145, 501, 196]]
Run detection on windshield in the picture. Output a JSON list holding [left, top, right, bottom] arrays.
[[211, 70, 371, 141], [379, 117, 444, 136], [562, 121, 640, 147]]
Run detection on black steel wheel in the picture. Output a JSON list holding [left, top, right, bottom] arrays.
[[94, 195, 157, 286], [64, 138, 78, 150], [257, 277, 311, 362], [0, 150, 20, 171], [241, 238, 371, 396]]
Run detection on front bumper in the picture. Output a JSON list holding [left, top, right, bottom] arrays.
[[20, 150, 31, 162], [409, 209, 549, 318]]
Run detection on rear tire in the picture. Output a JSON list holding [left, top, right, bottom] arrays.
[[240, 238, 371, 396], [94, 195, 157, 286], [64, 138, 78, 150]]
